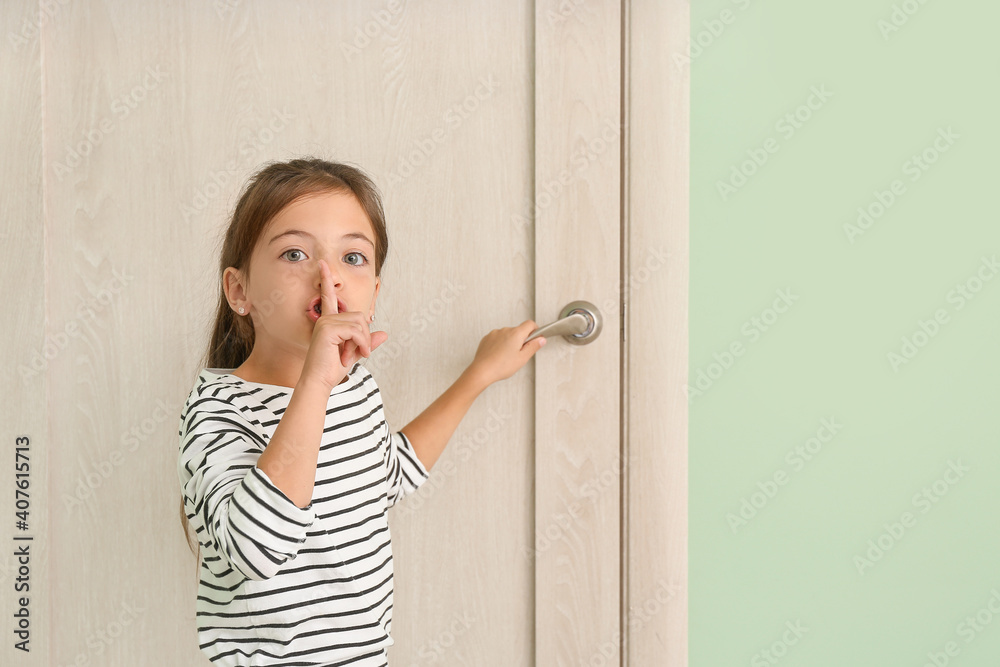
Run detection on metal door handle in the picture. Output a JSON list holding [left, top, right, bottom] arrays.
[[526, 300, 603, 345]]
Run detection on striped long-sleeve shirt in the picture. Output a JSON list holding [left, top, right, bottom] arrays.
[[177, 360, 430, 665]]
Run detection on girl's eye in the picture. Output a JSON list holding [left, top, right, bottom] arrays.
[[281, 249, 306, 262], [345, 252, 368, 266]]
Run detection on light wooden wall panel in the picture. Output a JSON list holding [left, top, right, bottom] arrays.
[[627, 0, 690, 665], [1, 1, 49, 665]]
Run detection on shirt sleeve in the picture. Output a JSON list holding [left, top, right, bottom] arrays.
[[385, 430, 431, 508], [178, 395, 316, 581]]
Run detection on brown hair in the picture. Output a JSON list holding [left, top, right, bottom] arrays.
[[179, 157, 390, 576]]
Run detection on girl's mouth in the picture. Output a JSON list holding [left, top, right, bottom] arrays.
[[307, 297, 345, 320]]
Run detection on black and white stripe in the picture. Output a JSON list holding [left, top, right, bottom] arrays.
[[178, 361, 429, 666]]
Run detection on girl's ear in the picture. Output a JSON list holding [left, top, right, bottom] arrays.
[[223, 267, 248, 310]]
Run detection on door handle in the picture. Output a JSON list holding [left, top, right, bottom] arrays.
[[526, 300, 603, 345]]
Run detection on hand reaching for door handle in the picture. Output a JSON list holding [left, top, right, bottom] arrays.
[[467, 320, 547, 387], [397, 321, 545, 473]]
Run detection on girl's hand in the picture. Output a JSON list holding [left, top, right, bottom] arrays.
[[299, 259, 388, 391], [468, 320, 547, 387]]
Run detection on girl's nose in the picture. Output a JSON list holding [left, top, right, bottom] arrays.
[[316, 258, 343, 287]]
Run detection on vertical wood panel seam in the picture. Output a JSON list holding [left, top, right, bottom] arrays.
[[618, 0, 630, 665], [530, 1, 538, 664], [39, 0, 52, 659]]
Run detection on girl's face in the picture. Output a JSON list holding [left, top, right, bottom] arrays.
[[225, 189, 381, 365]]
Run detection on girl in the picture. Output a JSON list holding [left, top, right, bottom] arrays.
[[177, 157, 546, 666]]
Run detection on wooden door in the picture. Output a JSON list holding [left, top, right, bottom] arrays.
[[1, 0, 686, 664]]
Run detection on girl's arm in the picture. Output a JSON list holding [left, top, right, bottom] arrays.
[[401, 321, 546, 472], [179, 392, 317, 581], [401, 367, 488, 472], [256, 377, 333, 508]]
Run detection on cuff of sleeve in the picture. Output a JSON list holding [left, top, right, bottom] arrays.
[[398, 431, 431, 483], [229, 466, 316, 554]]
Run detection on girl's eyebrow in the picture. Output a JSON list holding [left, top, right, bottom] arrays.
[[268, 229, 374, 249], [341, 232, 375, 249]]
